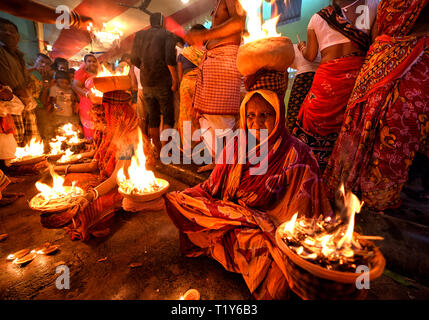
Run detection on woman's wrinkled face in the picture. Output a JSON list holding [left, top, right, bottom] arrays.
[[246, 94, 276, 143]]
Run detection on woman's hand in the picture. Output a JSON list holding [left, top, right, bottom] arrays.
[[298, 41, 307, 53], [74, 195, 90, 213]]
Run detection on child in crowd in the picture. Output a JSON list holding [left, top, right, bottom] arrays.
[[48, 71, 81, 130]]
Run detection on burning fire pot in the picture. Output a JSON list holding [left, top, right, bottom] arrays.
[[275, 186, 385, 300], [117, 130, 169, 205], [10, 138, 46, 166], [29, 166, 84, 214]]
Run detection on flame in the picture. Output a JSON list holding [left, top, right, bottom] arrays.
[[91, 87, 104, 97], [49, 136, 67, 155], [87, 22, 124, 45], [14, 137, 44, 159], [60, 123, 75, 136], [283, 185, 366, 261], [58, 148, 76, 163], [97, 64, 130, 77], [283, 212, 298, 235], [35, 166, 83, 200], [239, 0, 281, 44], [58, 123, 81, 145], [337, 185, 364, 250], [117, 129, 159, 195]]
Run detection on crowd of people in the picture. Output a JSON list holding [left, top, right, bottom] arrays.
[[0, 0, 427, 300]]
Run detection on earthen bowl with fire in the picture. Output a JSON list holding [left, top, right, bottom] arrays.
[[116, 130, 170, 203], [10, 138, 47, 166], [118, 178, 170, 203], [275, 189, 386, 300], [29, 168, 84, 214], [85, 64, 132, 97]]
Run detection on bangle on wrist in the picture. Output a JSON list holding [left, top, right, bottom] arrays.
[[64, 164, 71, 175], [89, 188, 99, 201]]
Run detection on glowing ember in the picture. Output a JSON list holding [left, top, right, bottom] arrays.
[[14, 137, 44, 159], [239, 0, 281, 44], [280, 185, 374, 271], [117, 129, 160, 195]]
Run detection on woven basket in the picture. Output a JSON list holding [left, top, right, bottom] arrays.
[[275, 226, 385, 300]]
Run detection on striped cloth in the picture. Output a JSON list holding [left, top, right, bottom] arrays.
[[244, 69, 288, 100], [11, 114, 25, 146], [102, 90, 132, 104], [0, 169, 10, 193], [23, 110, 40, 145], [193, 44, 242, 115]]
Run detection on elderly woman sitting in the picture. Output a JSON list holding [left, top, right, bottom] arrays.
[[164, 71, 333, 299]]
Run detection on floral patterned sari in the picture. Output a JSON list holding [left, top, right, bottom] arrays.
[[323, 0, 429, 210], [178, 46, 204, 146]]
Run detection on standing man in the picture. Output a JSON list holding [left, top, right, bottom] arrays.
[[131, 12, 178, 158], [0, 18, 40, 146], [184, 0, 245, 169]]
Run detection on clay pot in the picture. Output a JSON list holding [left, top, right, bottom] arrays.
[[93, 76, 131, 93], [237, 37, 295, 76], [275, 225, 386, 300]]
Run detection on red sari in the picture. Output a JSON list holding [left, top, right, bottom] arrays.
[[165, 89, 332, 299], [294, 5, 370, 171], [74, 67, 95, 139], [323, 0, 429, 211], [42, 91, 139, 241]]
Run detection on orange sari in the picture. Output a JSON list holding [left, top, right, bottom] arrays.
[[165, 90, 332, 299]]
